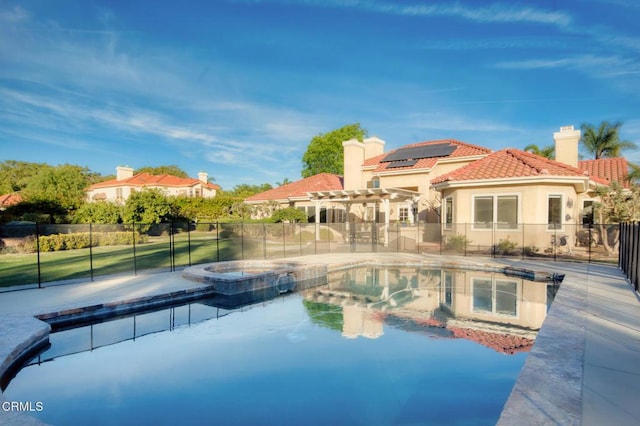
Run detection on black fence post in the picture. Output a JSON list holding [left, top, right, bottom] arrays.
[[187, 222, 192, 267], [89, 223, 94, 281], [632, 222, 640, 291], [589, 224, 593, 264], [216, 221, 220, 263], [464, 223, 468, 257], [263, 223, 267, 259], [169, 221, 175, 272], [299, 223, 303, 256], [241, 222, 244, 260], [629, 223, 635, 289], [132, 222, 137, 276], [35, 222, 41, 288]]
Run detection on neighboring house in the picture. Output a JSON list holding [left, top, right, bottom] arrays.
[[431, 126, 614, 251], [0, 193, 22, 210], [86, 167, 219, 203]]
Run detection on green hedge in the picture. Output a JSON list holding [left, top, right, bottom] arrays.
[[36, 231, 149, 252]]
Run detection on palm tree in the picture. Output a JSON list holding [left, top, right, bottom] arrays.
[[580, 121, 636, 159], [524, 144, 555, 159], [276, 178, 291, 187]]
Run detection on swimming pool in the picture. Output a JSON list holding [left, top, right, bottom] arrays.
[[3, 265, 557, 425]]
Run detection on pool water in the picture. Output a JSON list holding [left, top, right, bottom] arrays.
[[4, 267, 555, 425]]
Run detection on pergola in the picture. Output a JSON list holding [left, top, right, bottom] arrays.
[[307, 187, 421, 246]]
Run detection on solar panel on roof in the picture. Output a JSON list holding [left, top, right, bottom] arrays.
[[382, 143, 456, 162], [386, 159, 418, 168]]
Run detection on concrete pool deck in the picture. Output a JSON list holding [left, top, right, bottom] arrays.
[[1, 253, 639, 425]]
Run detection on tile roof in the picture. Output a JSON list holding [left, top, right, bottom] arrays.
[[0, 193, 22, 207], [414, 317, 533, 354], [431, 148, 601, 185], [578, 158, 629, 187], [245, 173, 344, 202], [364, 139, 491, 173], [88, 173, 220, 190]]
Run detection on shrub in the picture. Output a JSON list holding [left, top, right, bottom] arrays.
[[32, 231, 148, 252], [445, 234, 470, 251], [493, 237, 518, 255]]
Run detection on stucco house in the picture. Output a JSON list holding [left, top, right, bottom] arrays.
[[246, 137, 490, 226], [86, 166, 219, 203], [431, 126, 627, 252], [245, 126, 629, 250]]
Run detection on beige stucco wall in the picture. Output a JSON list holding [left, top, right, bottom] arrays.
[[87, 183, 216, 204], [440, 182, 588, 250]]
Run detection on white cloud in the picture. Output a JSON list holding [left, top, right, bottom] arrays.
[[495, 54, 640, 79], [238, 0, 572, 27], [0, 5, 29, 23]]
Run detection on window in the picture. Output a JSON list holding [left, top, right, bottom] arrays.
[[116, 188, 123, 201], [474, 197, 493, 228], [548, 195, 562, 230], [472, 277, 518, 316], [473, 195, 518, 230], [497, 195, 517, 229], [496, 280, 518, 315], [444, 197, 453, 229], [367, 177, 380, 189], [473, 278, 493, 312], [398, 207, 408, 222], [398, 206, 418, 223]]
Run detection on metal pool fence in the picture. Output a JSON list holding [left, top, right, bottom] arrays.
[[0, 221, 621, 290], [619, 222, 640, 292]]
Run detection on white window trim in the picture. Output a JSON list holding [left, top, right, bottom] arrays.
[[547, 194, 564, 231], [470, 277, 520, 318], [471, 193, 520, 231]]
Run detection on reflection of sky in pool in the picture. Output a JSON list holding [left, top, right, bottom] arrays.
[[5, 268, 551, 425]]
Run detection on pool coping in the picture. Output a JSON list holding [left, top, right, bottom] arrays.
[[0, 254, 599, 424]]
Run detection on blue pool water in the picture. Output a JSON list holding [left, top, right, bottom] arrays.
[[4, 267, 554, 425]]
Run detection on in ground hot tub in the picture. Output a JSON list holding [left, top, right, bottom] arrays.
[[182, 261, 327, 296]]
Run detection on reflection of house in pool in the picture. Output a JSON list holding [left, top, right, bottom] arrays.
[[303, 266, 553, 354]]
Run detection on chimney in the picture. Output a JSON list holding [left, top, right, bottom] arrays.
[[363, 137, 385, 160], [553, 125, 581, 168], [342, 138, 365, 190], [116, 166, 134, 181], [198, 171, 208, 184]]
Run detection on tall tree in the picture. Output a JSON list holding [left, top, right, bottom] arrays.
[[0, 160, 51, 194], [135, 165, 188, 178], [301, 123, 367, 178], [23, 164, 93, 211], [227, 183, 273, 198], [524, 144, 555, 159], [122, 188, 174, 224], [580, 121, 636, 159]]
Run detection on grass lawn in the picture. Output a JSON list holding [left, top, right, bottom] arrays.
[[0, 234, 235, 288]]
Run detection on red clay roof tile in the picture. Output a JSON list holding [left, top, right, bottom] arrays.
[[578, 158, 629, 187], [88, 173, 220, 190], [245, 173, 343, 202], [431, 148, 601, 185], [0, 193, 22, 207]]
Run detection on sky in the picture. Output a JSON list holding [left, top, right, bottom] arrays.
[[1, 0, 639, 191]]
